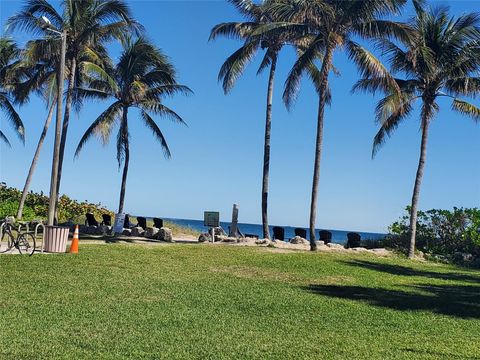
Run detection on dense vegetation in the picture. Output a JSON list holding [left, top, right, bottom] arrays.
[[0, 184, 113, 223], [0, 244, 479, 359], [387, 207, 480, 265]]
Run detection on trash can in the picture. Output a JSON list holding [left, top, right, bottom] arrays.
[[44, 226, 69, 253]]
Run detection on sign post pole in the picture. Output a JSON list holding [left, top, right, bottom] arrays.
[[204, 211, 220, 243]]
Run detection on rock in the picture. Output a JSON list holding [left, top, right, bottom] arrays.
[[256, 238, 272, 246], [78, 224, 88, 234], [454, 252, 474, 263], [289, 236, 309, 245], [238, 237, 257, 244], [156, 227, 173, 242], [198, 233, 211, 243], [145, 227, 159, 239], [350, 247, 368, 252], [370, 248, 392, 256], [86, 225, 97, 234], [315, 240, 325, 246], [95, 225, 109, 235], [217, 236, 237, 243], [122, 229, 132, 236], [131, 226, 145, 237], [326, 243, 345, 250]]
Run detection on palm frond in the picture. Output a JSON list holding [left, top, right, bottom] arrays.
[[75, 101, 123, 157], [0, 92, 25, 143], [218, 41, 259, 93], [451, 99, 480, 123], [209, 22, 257, 41], [140, 111, 171, 158], [0, 130, 11, 147]]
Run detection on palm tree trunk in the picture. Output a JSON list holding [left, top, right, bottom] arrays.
[[261, 55, 278, 240], [408, 116, 431, 259], [54, 58, 77, 217], [309, 44, 335, 251], [118, 108, 129, 214], [16, 100, 56, 220]]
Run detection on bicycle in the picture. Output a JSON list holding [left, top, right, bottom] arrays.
[[0, 217, 36, 256]]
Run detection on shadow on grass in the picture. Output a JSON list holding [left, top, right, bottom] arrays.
[[343, 260, 480, 283], [401, 348, 480, 359], [303, 283, 480, 319]]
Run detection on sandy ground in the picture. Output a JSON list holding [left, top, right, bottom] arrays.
[[0, 234, 392, 257]]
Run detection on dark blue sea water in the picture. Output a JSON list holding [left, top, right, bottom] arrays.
[[161, 218, 386, 244]]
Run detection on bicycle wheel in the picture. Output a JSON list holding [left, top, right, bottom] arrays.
[[17, 233, 36, 256], [0, 229, 15, 253]]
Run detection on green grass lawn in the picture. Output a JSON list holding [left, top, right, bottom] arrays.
[[1, 244, 479, 359]]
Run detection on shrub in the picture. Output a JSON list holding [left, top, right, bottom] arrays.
[[387, 207, 480, 264], [0, 184, 113, 223]]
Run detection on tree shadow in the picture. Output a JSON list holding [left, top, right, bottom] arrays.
[[343, 260, 480, 283], [401, 348, 480, 360], [303, 283, 480, 319]]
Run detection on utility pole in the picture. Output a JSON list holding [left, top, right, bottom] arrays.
[[47, 29, 67, 226]]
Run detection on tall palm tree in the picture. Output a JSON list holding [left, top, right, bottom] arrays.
[[7, 0, 141, 215], [354, 5, 480, 258], [0, 38, 25, 146], [14, 44, 59, 220], [259, 0, 410, 249], [210, 0, 289, 240], [74, 38, 192, 214]]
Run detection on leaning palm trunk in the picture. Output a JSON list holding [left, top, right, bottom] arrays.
[[309, 45, 334, 251], [16, 100, 56, 220], [118, 108, 129, 214], [261, 56, 277, 240], [408, 114, 431, 258], [54, 58, 77, 216]]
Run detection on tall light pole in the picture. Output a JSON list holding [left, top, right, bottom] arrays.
[[44, 19, 67, 226]]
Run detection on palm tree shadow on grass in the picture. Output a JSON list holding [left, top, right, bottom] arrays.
[[343, 260, 480, 283], [303, 283, 480, 319]]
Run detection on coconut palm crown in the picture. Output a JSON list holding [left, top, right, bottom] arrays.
[[0, 38, 25, 146], [74, 37, 192, 214], [255, 0, 410, 248], [6, 0, 142, 211], [210, 0, 296, 239], [353, 5, 480, 257]]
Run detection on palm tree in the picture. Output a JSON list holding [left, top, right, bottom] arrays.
[[7, 0, 141, 216], [210, 0, 290, 240], [74, 38, 192, 213], [354, 5, 480, 258], [259, 0, 410, 249], [14, 44, 59, 220], [0, 38, 25, 146]]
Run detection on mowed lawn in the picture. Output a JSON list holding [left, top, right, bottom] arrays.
[[1, 244, 479, 359]]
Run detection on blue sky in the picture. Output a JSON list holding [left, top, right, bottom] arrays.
[[1, 0, 479, 233]]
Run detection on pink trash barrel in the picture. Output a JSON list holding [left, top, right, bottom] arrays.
[[44, 226, 70, 253]]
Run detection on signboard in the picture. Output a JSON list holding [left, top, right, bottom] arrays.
[[204, 211, 220, 228], [113, 213, 126, 234]]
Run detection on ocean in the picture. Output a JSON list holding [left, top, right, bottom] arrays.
[[160, 218, 387, 244]]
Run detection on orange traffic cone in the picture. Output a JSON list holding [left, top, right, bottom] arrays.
[[69, 225, 79, 254]]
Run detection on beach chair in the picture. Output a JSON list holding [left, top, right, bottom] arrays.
[[137, 216, 147, 230], [319, 230, 332, 244], [124, 214, 131, 229], [101, 214, 112, 226], [294, 228, 307, 239], [153, 218, 164, 229], [346, 232, 361, 248], [272, 226, 285, 241], [85, 213, 99, 227]]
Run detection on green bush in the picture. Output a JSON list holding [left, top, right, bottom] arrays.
[[0, 184, 113, 223], [387, 207, 480, 263], [0, 200, 36, 221]]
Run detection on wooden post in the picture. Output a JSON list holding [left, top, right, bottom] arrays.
[[230, 204, 239, 237]]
